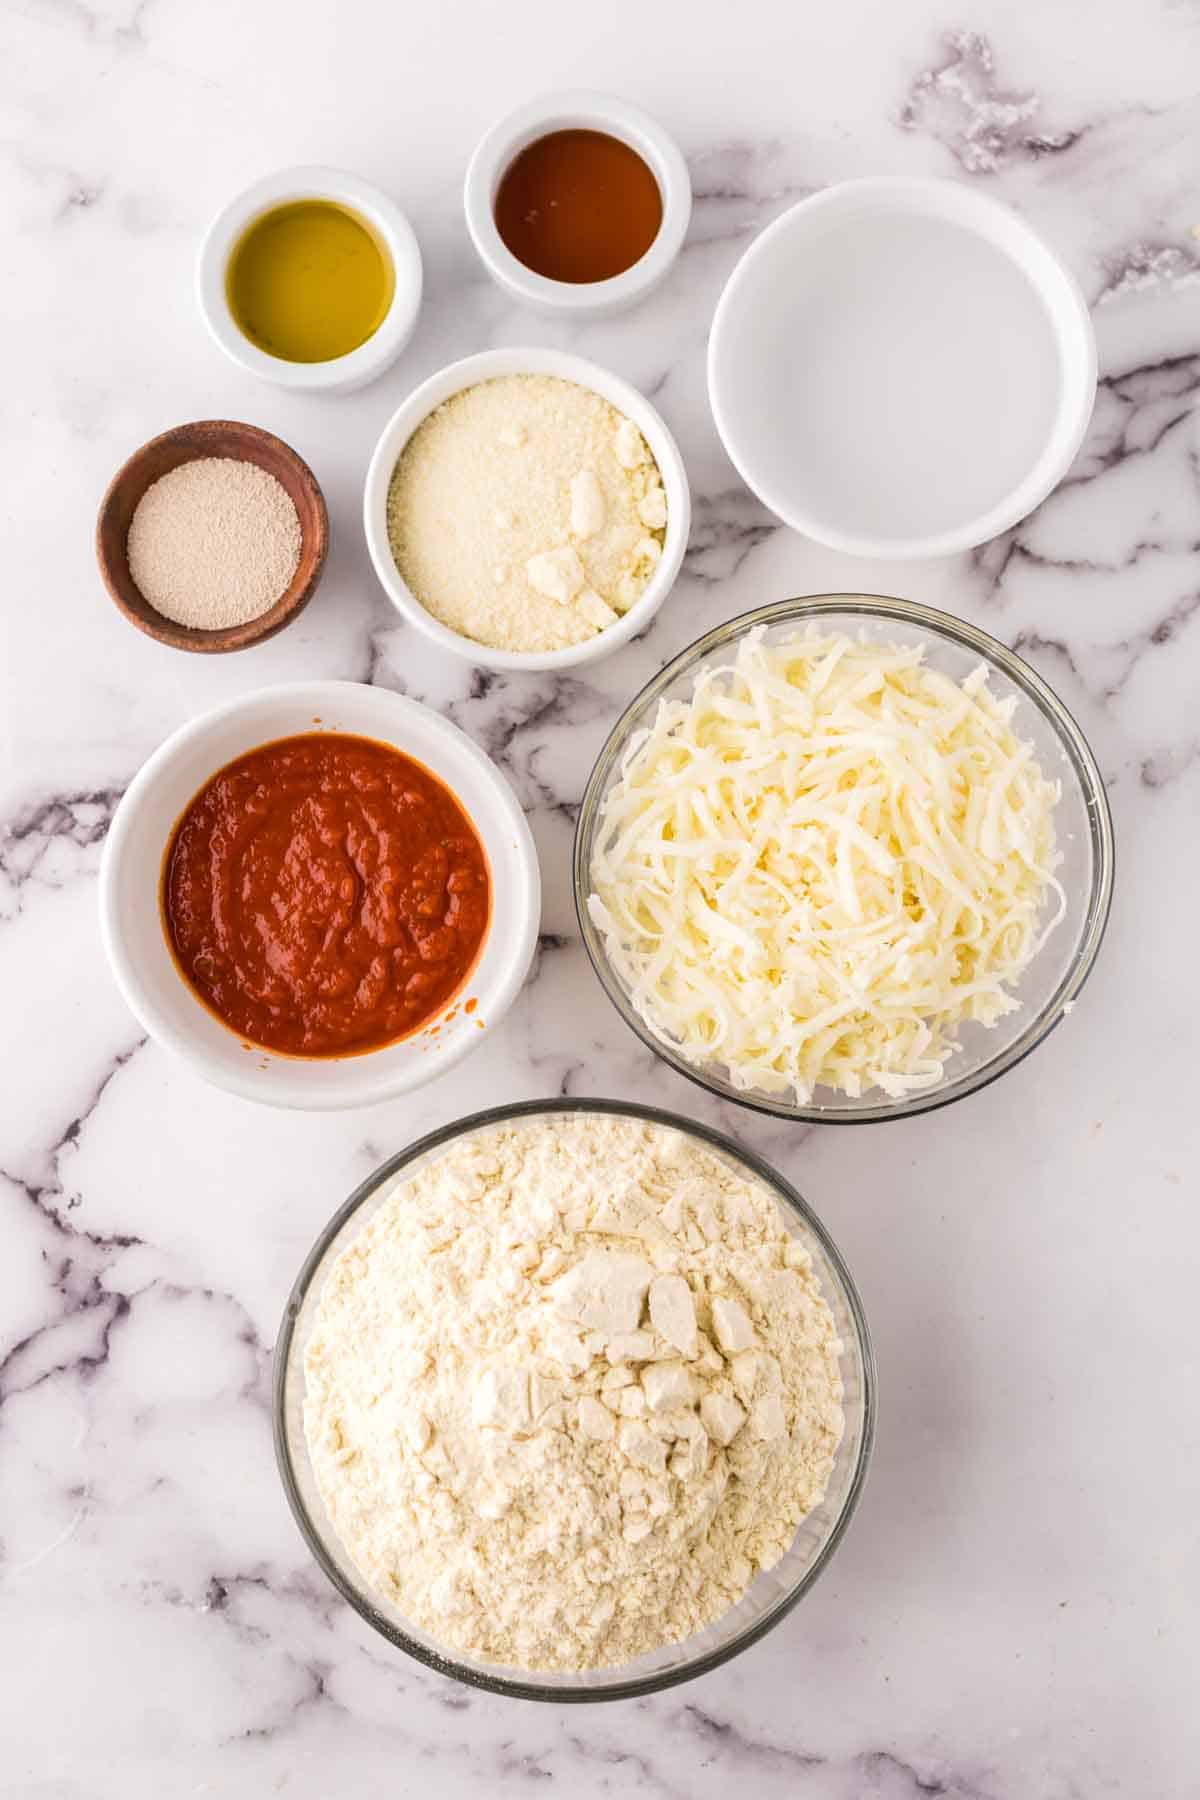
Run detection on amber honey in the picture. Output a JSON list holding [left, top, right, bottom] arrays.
[[493, 129, 663, 284]]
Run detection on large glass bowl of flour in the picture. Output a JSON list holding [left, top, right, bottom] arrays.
[[274, 1098, 875, 1701]]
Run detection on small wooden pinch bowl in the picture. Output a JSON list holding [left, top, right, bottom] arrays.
[[96, 419, 329, 653]]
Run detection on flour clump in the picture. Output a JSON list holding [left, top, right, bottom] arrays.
[[303, 1114, 846, 1672]]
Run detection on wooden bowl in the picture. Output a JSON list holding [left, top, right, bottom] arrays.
[[96, 420, 329, 653]]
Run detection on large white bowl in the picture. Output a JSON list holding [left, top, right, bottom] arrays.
[[99, 682, 540, 1110], [363, 347, 691, 674], [708, 178, 1096, 559]]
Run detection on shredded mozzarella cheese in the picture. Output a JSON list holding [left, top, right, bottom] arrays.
[[587, 629, 1065, 1103]]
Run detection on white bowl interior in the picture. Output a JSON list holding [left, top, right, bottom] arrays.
[[100, 683, 539, 1110], [709, 180, 1096, 557], [579, 600, 1112, 1122], [277, 1104, 872, 1698], [363, 347, 691, 672]]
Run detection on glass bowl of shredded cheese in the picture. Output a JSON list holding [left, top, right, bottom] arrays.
[[576, 595, 1114, 1122]]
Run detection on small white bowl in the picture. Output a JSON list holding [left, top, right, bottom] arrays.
[[197, 165, 423, 394], [99, 682, 539, 1111], [363, 347, 691, 674], [708, 177, 1096, 559], [464, 91, 691, 316]]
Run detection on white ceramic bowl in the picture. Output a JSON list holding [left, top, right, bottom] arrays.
[[708, 177, 1096, 559], [197, 166, 423, 394], [464, 91, 691, 316], [99, 682, 539, 1110], [363, 347, 691, 673]]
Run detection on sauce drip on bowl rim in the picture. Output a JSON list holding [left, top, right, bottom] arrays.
[[161, 732, 490, 1057]]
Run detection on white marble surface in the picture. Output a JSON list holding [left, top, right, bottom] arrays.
[[2, 1, 1198, 1793]]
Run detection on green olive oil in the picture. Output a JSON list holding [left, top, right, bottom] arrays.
[[226, 199, 395, 363]]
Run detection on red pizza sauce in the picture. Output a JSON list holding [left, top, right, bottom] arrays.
[[162, 733, 490, 1057]]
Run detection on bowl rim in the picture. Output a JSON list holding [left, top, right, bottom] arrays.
[[573, 593, 1116, 1124], [463, 89, 692, 314], [98, 680, 540, 1110], [362, 345, 691, 673], [272, 1094, 877, 1702], [196, 164, 423, 393], [95, 419, 330, 654], [707, 176, 1098, 559]]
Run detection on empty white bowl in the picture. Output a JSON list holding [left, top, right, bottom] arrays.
[[464, 91, 691, 317], [708, 177, 1096, 559], [99, 682, 539, 1110], [197, 166, 423, 394], [363, 347, 691, 673]]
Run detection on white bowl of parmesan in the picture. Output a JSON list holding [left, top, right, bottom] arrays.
[[363, 348, 690, 672], [576, 596, 1114, 1123]]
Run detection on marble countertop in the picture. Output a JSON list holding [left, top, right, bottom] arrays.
[[4, 1, 1198, 1794]]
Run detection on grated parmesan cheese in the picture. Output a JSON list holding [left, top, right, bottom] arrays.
[[385, 376, 667, 654], [587, 629, 1065, 1103]]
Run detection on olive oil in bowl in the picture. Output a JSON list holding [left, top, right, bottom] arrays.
[[227, 199, 395, 364]]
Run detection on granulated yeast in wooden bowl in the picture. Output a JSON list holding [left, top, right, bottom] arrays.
[[96, 419, 329, 653]]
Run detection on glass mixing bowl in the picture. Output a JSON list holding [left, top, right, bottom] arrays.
[[274, 1098, 875, 1701], [574, 595, 1114, 1124]]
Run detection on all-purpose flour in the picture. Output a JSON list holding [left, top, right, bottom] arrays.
[[303, 1115, 845, 1672]]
